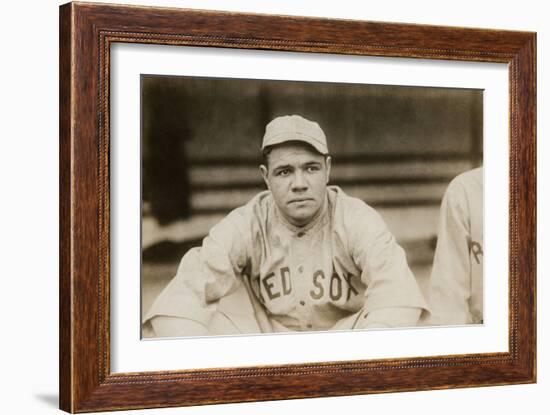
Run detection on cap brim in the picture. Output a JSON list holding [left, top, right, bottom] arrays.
[[262, 132, 328, 155]]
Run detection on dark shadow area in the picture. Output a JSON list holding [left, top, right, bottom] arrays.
[[142, 238, 203, 263], [34, 393, 58, 408]]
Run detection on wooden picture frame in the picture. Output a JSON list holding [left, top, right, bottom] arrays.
[[59, 2, 536, 412]]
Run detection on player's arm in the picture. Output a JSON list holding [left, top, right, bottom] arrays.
[[330, 306, 422, 331], [143, 212, 250, 337], [355, 307, 422, 329], [149, 316, 210, 337], [349, 204, 428, 327], [428, 181, 471, 325]]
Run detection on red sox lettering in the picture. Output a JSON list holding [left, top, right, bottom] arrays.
[[259, 267, 359, 302], [310, 271, 358, 301], [261, 267, 292, 300]]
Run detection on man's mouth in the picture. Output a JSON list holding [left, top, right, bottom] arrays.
[[288, 198, 313, 204]]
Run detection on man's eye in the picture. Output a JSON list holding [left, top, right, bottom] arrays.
[[277, 169, 290, 176], [307, 166, 320, 173]]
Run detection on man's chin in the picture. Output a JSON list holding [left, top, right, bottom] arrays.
[[287, 211, 314, 227]]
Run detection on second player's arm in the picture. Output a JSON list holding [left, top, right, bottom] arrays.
[[427, 180, 472, 325]]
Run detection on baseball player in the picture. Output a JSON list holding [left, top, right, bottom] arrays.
[[426, 167, 483, 325], [143, 115, 428, 337]]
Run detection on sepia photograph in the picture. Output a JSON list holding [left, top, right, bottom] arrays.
[[140, 75, 483, 339], [54, 2, 537, 411]]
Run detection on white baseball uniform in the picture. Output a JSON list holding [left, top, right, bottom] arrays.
[[143, 185, 428, 334], [427, 167, 483, 325]]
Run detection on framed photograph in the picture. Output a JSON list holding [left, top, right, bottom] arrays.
[[59, 2, 536, 412]]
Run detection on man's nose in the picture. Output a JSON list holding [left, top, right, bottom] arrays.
[[291, 171, 308, 191]]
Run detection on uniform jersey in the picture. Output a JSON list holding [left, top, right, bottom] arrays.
[[143, 185, 428, 333], [428, 167, 483, 325]]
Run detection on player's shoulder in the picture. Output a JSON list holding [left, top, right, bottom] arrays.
[[225, 190, 272, 227], [328, 186, 390, 250], [445, 167, 483, 198], [328, 186, 383, 224], [452, 167, 483, 186]]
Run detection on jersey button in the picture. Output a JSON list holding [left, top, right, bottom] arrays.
[[300, 300, 306, 306], [298, 265, 304, 273], [297, 231, 305, 238], [307, 324, 313, 329]]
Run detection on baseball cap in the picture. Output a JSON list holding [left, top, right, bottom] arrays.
[[261, 115, 328, 155]]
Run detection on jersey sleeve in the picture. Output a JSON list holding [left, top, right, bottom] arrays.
[[348, 202, 428, 315], [142, 210, 250, 328], [428, 179, 472, 325]]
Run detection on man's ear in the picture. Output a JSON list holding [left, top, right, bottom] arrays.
[[259, 165, 270, 189], [325, 156, 332, 184]]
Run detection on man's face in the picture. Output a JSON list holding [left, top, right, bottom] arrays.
[[260, 142, 331, 227]]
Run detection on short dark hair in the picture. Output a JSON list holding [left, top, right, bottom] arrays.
[[261, 146, 274, 167]]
